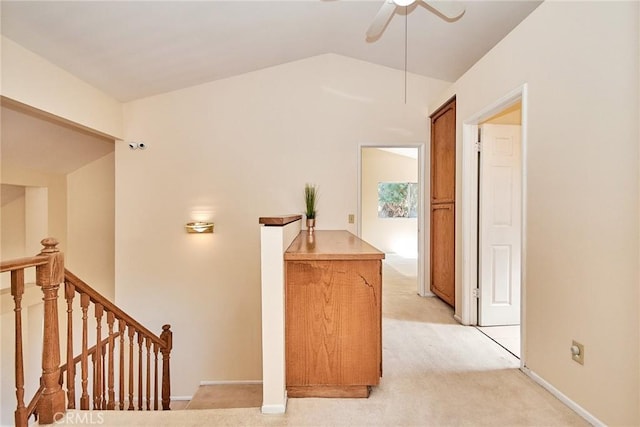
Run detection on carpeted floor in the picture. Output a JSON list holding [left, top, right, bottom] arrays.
[[54, 258, 588, 426], [186, 383, 263, 410]]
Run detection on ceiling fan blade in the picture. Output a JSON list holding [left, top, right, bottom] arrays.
[[366, 0, 397, 40], [422, 0, 465, 20]]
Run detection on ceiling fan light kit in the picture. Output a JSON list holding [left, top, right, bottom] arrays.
[[392, 0, 416, 7]]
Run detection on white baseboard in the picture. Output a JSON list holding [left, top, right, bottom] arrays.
[[261, 403, 287, 414], [170, 395, 192, 401], [521, 367, 604, 427], [261, 392, 287, 415], [453, 314, 464, 324], [199, 380, 263, 386]]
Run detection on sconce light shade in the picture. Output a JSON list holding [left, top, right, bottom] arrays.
[[185, 222, 214, 234]]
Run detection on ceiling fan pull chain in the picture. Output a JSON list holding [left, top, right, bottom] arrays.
[[404, 6, 408, 104]]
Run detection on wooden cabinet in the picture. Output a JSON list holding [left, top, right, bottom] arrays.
[[430, 97, 456, 307], [284, 231, 384, 398], [430, 204, 455, 305]]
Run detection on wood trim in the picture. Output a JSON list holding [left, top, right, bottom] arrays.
[[258, 215, 302, 226], [287, 385, 370, 398]]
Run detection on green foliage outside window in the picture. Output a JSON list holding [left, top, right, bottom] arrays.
[[377, 182, 418, 218]]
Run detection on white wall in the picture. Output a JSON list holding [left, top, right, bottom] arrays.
[[118, 53, 450, 396], [434, 2, 639, 424], [67, 152, 115, 299], [361, 148, 417, 255]]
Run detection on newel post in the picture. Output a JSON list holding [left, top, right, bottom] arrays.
[[36, 238, 66, 424], [160, 324, 172, 410]]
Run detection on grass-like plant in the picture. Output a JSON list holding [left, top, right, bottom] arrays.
[[304, 183, 318, 219]]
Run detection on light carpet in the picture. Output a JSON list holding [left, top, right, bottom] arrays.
[[51, 260, 588, 426], [186, 384, 263, 410]]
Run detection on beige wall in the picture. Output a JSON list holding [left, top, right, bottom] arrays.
[[67, 152, 115, 299], [118, 53, 451, 395], [1, 192, 25, 260], [361, 148, 418, 255], [1, 166, 67, 253], [435, 2, 639, 424], [1, 36, 123, 139], [484, 102, 521, 125]]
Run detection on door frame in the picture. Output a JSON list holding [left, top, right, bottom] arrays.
[[357, 143, 427, 296], [460, 84, 528, 366]]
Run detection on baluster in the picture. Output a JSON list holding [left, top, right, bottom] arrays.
[[127, 326, 135, 410], [160, 325, 172, 410], [137, 333, 144, 410], [65, 281, 76, 409], [107, 312, 115, 409], [35, 238, 65, 424], [91, 352, 96, 410], [101, 348, 106, 410], [12, 269, 26, 427], [94, 303, 103, 410], [80, 293, 90, 410], [145, 337, 151, 410], [153, 342, 159, 410], [118, 320, 126, 410]]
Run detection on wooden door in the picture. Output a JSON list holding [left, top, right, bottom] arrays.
[[430, 97, 456, 307]]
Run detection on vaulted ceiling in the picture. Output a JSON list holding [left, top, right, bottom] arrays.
[[0, 1, 541, 176], [1, 0, 542, 102]]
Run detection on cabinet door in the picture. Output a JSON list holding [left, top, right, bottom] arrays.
[[285, 259, 381, 387], [430, 97, 456, 307], [430, 203, 455, 306], [431, 99, 456, 204]]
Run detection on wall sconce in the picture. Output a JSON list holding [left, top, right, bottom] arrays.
[[185, 221, 214, 234]]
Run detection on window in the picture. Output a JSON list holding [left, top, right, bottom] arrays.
[[377, 182, 418, 218]]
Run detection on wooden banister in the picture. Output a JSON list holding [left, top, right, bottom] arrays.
[[1, 255, 49, 272], [59, 333, 120, 375], [4, 238, 173, 426], [64, 270, 168, 348]]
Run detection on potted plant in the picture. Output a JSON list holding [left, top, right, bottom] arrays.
[[304, 183, 318, 233]]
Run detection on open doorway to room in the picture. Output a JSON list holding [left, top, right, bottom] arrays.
[[461, 86, 526, 362], [359, 146, 424, 296]]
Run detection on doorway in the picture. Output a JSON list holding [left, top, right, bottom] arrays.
[[460, 85, 527, 364], [359, 146, 425, 296]]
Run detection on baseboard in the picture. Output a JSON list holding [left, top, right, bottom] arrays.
[[199, 380, 263, 386], [453, 314, 463, 324], [521, 367, 604, 427], [261, 392, 287, 415], [261, 403, 287, 414], [170, 395, 192, 401]]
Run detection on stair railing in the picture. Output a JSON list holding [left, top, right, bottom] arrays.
[[2, 238, 172, 427]]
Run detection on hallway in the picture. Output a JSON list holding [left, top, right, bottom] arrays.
[[64, 260, 587, 426]]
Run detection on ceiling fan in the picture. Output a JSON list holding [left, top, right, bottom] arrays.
[[366, 0, 465, 39]]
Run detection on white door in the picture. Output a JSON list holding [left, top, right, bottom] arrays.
[[479, 124, 521, 326]]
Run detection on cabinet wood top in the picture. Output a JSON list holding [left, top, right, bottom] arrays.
[[259, 214, 302, 226], [285, 230, 385, 261]]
